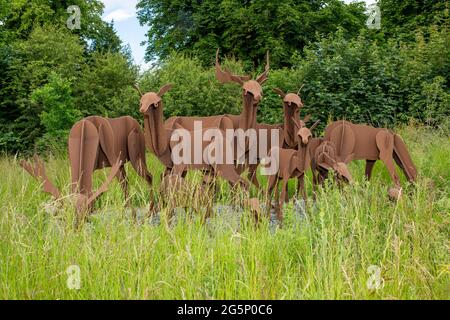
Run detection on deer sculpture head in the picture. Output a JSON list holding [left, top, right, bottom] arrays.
[[215, 49, 269, 129], [314, 141, 353, 183], [134, 84, 173, 156]]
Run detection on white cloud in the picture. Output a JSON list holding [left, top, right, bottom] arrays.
[[101, 0, 138, 22], [104, 9, 135, 22]]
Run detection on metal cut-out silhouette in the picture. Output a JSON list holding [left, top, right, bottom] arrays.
[[324, 120, 418, 199], [263, 117, 320, 222], [136, 84, 249, 191], [247, 88, 306, 189]]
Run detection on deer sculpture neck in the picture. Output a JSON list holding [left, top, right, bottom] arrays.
[[143, 101, 168, 156], [239, 92, 258, 131]]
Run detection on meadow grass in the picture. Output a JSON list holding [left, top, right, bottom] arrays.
[[0, 125, 449, 300]]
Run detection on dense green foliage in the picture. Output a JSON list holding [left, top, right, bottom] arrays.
[[0, 0, 139, 154], [136, 0, 367, 68], [141, 26, 449, 130]]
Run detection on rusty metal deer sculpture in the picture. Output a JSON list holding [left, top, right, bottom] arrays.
[[164, 49, 269, 134], [310, 140, 353, 193], [136, 84, 249, 189], [21, 116, 153, 222], [324, 120, 418, 199]]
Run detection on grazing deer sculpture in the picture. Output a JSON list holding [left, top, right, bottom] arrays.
[[310, 140, 353, 193], [21, 116, 153, 223], [262, 118, 320, 222], [324, 120, 418, 199]]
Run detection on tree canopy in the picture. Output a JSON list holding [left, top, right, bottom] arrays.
[[137, 0, 368, 68]]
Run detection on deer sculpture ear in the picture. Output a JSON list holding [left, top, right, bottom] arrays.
[[158, 84, 173, 97], [273, 88, 286, 98], [310, 120, 320, 132], [132, 84, 143, 97], [303, 114, 312, 124], [256, 51, 270, 84]]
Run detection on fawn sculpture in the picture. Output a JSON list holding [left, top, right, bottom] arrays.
[[246, 88, 306, 189], [324, 120, 418, 199], [262, 118, 320, 222], [136, 84, 248, 188], [20, 116, 152, 223]]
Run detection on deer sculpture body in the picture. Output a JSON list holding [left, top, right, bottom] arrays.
[[137, 84, 248, 187], [21, 116, 152, 223], [324, 120, 418, 199]]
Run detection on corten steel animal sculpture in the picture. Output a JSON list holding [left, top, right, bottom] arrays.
[[136, 84, 249, 193], [246, 88, 306, 189], [262, 118, 320, 222], [324, 120, 418, 199], [20, 116, 153, 222]]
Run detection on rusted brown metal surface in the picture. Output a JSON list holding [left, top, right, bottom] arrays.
[[21, 116, 152, 222], [310, 140, 353, 191], [324, 120, 418, 199], [262, 117, 320, 222]]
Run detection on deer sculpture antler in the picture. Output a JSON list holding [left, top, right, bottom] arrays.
[[20, 156, 61, 199]]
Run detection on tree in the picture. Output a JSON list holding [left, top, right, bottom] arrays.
[[31, 72, 82, 151], [137, 0, 367, 69], [379, 0, 449, 38]]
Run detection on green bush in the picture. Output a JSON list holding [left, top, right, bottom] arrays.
[[31, 73, 81, 153]]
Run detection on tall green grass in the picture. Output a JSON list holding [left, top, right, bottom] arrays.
[[0, 125, 448, 299]]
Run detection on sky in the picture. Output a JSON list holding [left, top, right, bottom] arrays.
[[100, 0, 376, 71]]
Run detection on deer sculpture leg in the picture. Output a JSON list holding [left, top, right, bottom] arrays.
[[278, 176, 289, 222], [69, 120, 99, 201], [298, 174, 307, 202], [127, 128, 154, 217], [265, 174, 278, 219], [247, 164, 260, 189], [365, 160, 377, 180], [376, 131, 402, 199]]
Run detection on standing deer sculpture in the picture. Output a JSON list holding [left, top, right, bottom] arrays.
[[324, 120, 418, 199], [20, 116, 153, 223], [136, 84, 250, 216], [164, 49, 269, 178], [262, 118, 320, 222], [164, 49, 269, 134]]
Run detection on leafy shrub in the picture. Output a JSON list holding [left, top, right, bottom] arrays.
[[30, 73, 81, 153]]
